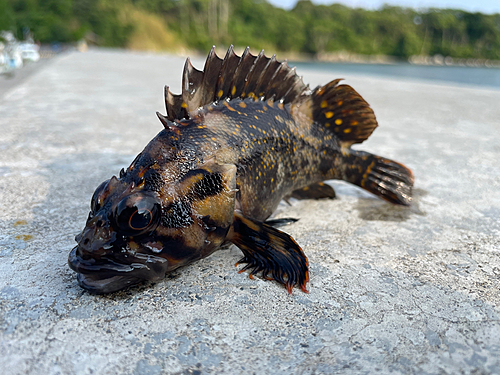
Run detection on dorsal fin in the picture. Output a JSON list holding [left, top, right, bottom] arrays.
[[164, 45, 308, 121], [292, 79, 378, 146], [156, 111, 174, 130], [199, 46, 224, 106], [164, 86, 187, 121]]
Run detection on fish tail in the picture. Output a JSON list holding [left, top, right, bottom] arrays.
[[292, 79, 413, 204], [342, 150, 414, 205]]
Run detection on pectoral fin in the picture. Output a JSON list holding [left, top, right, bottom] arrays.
[[228, 212, 309, 294]]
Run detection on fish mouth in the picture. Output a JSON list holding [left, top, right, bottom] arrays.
[[68, 246, 169, 294], [76, 273, 143, 294]]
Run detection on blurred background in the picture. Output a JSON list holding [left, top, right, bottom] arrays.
[[1, 0, 500, 85]]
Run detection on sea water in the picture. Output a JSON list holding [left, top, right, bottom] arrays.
[[291, 61, 500, 90]]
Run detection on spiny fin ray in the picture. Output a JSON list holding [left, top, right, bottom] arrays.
[[165, 46, 308, 120]]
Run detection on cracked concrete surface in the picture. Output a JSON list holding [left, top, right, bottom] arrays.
[[0, 49, 499, 374]]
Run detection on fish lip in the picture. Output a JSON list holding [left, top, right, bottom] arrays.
[[68, 246, 144, 276], [68, 246, 169, 293], [76, 273, 143, 294]]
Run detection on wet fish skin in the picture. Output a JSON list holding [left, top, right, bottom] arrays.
[[68, 46, 414, 294]]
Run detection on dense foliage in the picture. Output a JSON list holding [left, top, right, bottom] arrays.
[[1, 0, 500, 59]]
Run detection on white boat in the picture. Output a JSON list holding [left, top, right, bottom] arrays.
[[19, 42, 40, 62]]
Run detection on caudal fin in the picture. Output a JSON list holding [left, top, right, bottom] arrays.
[[343, 150, 414, 205]]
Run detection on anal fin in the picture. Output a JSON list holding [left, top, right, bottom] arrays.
[[265, 218, 298, 228], [287, 182, 336, 200], [228, 212, 309, 294]]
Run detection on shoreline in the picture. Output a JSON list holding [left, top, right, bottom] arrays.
[[2, 47, 499, 103]]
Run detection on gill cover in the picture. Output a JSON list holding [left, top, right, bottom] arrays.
[[69, 158, 238, 294]]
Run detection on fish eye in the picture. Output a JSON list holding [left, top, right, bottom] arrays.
[[91, 179, 110, 213], [114, 193, 160, 235]]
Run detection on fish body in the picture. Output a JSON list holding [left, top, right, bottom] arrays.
[[68, 46, 414, 294]]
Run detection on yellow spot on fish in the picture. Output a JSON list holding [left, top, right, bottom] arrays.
[[254, 115, 259, 120], [335, 119, 343, 125], [344, 128, 352, 133], [325, 111, 334, 119], [263, 106, 268, 111], [218, 89, 224, 98], [232, 86, 237, 96], [338, 100, 343, 106], [239, 102, 247, 108], [321, 100, 328, 108], [223, 101, 237, 112], [361, 160, 376, 188], [351, 120, 358, 125], [181, 102, 187, 108], [14, 220, 27, 227]]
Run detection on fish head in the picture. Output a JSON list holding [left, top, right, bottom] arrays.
[[68, 149, 237, 294]]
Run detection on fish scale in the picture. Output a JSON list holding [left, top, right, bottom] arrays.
[[68, 46, 414, 295]]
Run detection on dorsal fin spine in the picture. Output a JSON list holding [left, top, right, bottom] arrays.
[[166, 47, 308, 121], [164, 85, 169, 114], [156, 111, 173, 130]]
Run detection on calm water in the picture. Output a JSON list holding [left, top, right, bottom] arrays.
[[291, 61, 500, 90]]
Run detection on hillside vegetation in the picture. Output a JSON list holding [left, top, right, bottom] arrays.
[[1, 0, 500, 60]]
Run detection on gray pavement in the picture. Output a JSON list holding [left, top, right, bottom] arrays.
[[0, 56, 56, 98], [0, 49, 499, 374]]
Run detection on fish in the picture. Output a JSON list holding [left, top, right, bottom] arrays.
[[68, 46, 414, 294]]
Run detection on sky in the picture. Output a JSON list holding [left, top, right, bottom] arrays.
[[267, 0, 500, 14]]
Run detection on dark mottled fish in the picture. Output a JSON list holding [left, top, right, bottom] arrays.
[[68, 46, 414, 294]]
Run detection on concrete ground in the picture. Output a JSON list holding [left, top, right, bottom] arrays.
[[0, 49, 499, 375]]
